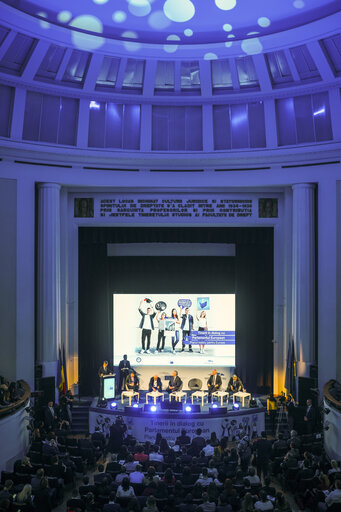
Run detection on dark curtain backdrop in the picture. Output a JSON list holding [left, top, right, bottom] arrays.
[[78, 227, 273, 396]]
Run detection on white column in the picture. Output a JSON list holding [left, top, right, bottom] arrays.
[[318, 179, 337, 390], [292, 183, 315, 378], [37, 183, 61, 382]]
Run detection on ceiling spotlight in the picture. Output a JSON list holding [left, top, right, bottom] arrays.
[[89, 100, 100, 110], [133, 403, 139, 408], [233, 402, 240, 410], [212, 403, 218, 409], [110, 401, 117, 409], [150, 405, 157, 412], [185, 406, 192, 412]]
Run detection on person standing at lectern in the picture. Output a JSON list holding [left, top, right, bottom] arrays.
[[227, 373, 244, 393], [98, 360, 110, 399], [118, 355, 131, 393], [138, 299, 156, 354]]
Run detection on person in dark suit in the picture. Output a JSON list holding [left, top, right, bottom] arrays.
[[44, 401, 58, 431], [98, 361, 111, 399], [149, 375, 162, 392], [166, 370, 182, 393], [180, 306, 194, 352], [304, 398, 316, 434], [126, 372, 139, 392], [207, 369, 222, 401], [176, 429, 191, 446], [109, 417, 127, 452], [253, 431, 272, 481], [226, 374, 244, 393], [118, 355, 131, 393], [190, 428, 206, 456], [138, 299, 156, 354]]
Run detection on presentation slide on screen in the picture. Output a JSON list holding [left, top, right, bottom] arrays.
[[113, 294, 235, 367]]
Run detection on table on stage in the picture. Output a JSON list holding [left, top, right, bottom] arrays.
[[212, 390, 229, 406], [146, 391, 165, 405], [121, 390, 139, 406], [191, 390, 208, 407], [169, 391, 187, 403], [233, 391, 251, 407]]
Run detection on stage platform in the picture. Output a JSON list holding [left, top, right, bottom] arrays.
[[89, 393, 266, 443]]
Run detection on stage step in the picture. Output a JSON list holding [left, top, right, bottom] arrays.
[[71, 400, 91, 434]]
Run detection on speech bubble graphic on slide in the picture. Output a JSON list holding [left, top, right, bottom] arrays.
[[177, 298, 192, 308], [155, 301, 167, 311], [197, 297, 210, 310]]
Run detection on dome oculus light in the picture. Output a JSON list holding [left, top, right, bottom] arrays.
[[163, 0, 195, 23], [257, 16, 271, 27], [128, 0, 152, 17], [112, 11, 127, 23], [215, 0, 237, 11]]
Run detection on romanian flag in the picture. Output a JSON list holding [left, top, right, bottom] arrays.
[[57, 346, 66, 395]]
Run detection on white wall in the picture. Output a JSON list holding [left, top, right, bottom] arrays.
[[0, 177, 17, 382], [323, 398, 341, 461], [0, 404, 30, 472]]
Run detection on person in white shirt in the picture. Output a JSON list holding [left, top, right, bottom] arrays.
[[115, 466, 129, 485], [116, 477, 135, 498], [254, 490, 274, 511], [324, 479, 341, 508], [156, 311, 167, 352], [129, 465, 144, 484], [170, 308, 181, 353], [138, 299, 156, 354], [328, 460, 341, 475], [203, 440, 215, 457], [196, 310, 208, 353], [246, 467, 261, 485], [195, 468, 213, 487], [149, 445, 164, 463]]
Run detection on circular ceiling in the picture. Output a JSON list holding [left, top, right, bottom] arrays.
[[2, 0, 340, 45]]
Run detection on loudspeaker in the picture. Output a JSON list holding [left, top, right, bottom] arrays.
[[35, 364, 43, 379], [38, 376, 55, 404], [298, 377, 317, 407], [209, 407, 227, 415], [185, 404, 200, 413], [125, 406, 143, 415], [160, 400, 183, 411], [310, 365, 318, 380]]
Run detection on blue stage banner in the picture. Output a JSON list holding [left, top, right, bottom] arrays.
[[184, 330, 235, 345]]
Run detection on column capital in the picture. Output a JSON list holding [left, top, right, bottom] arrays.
[[38, 183, 61, 191], [292, 183, 316, 191]]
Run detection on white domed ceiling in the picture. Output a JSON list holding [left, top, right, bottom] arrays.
[[2, 0, 340, 45]]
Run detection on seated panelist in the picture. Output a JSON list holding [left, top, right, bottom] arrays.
[[227, 373, 244, 393], [207, 369, 222, 396], [166, 370, 182, 394], [126, 371, 139, 392], [149, 374, 162, 393]]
